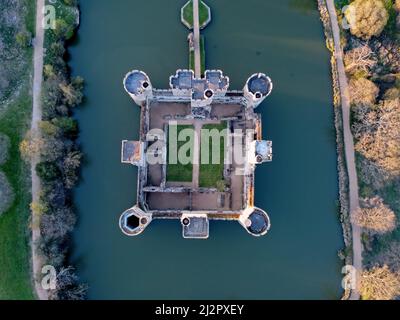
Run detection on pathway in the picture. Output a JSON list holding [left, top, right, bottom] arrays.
[[326, 0, 362, 300], [192, 122, 201, 188], [192, 0, 201, 78], [31, 0, 48, 300]]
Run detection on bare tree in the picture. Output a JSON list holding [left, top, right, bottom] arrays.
[[349, 77, 379, 106], [59, 77, 84, 108], [354, 98, 400, 177], [344, 45, 377, 76], [41, 207, 76, 241], [360, 265, 400, 300], [52, 266, 87, 300], [352, 197, 397, 234], [63, 151, 82, 189], [41, 137, 65, 162], [351, 104, 378, 139]]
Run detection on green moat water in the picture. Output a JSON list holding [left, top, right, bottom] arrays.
[[70, 0, 343, 299]]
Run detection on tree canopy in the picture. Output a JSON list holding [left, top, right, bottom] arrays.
[[360, 265, 400, 300], [352, 197, 397, 234], [345, 0, 389, 39]]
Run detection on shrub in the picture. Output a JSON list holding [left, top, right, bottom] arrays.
[[53, 117, 78, 138], [374, 242, 400, 272], [41, 137, 65, 162], [54, 19, 75, 40], [42, 180, 67, 208], [36, 162, 60, 182], [40, 120, 60, 137], [41, 207, 77, 241], [15, 31, 32, 47], [383, 0, 398, 36], [59, 77, 84, 108]]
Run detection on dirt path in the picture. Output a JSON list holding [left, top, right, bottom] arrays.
[[325, 0, 362, 300], [31, 0, 48, 300]]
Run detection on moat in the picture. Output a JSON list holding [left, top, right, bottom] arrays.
[[70, 0, 343, 299]]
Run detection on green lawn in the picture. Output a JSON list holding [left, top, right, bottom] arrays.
[[199, 122, 227, 188], [167, 124, 194, 182], [0, 0, 35, 299], [0, 86, 35, 300], [182, 0, 210, 28]]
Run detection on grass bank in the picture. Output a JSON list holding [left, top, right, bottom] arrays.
[[0, 0, 36, 299], [32, 0, 87, 300], [0, 86, 34, 299]]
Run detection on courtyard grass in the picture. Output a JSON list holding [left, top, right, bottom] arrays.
[[199, 122, 227, 188], [182, 0, 210, 29], [167, 124, 194, 182]]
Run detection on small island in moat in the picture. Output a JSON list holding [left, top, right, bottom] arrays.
[[119, 0, 273, 239]]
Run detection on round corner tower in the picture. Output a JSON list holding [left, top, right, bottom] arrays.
[[243, 73, 273, 108], [239, 207, 271, 237], [123, 70, 153, 106]]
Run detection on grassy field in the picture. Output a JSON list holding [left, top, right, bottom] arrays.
[[0, 84, 35, 300], [182, 0, 210, 28], [199, 122, 227, 188], [0, 0, 35, 299], [167, 124, 194, 182]]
